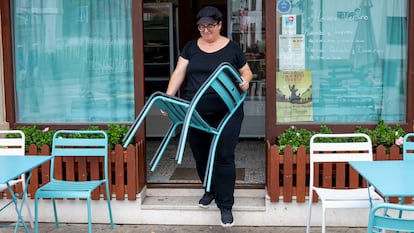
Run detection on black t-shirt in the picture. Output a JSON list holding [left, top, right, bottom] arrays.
[[180, 39, 247, 114]]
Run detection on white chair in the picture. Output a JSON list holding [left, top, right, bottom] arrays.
[[0, 130, 33, 228], [306, 133, 384, 233]]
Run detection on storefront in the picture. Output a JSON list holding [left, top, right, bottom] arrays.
[[0, 0, 413, 188]]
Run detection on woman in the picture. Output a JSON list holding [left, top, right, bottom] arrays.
[[162, 6, 252, 227]]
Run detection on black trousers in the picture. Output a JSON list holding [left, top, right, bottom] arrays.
[[188, 105, 244, 210]]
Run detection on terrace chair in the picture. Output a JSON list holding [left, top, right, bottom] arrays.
[[403, 133, 414, 160], [367, 203, 414, 232], [0, 130, 33, 228], [34, 130, 114, 233], [306, 133, 384, 233], [122, 62, 246, 192], [395, 133, 414, 208]]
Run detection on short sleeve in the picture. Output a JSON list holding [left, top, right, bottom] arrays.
[[180, 40, 197, 60]]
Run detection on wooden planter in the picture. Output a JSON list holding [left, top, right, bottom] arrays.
[[0, 140, 146, 201], [266, 141, 408, 203]]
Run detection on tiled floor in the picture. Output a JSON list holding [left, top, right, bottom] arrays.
[[145, 138, 266, 185]]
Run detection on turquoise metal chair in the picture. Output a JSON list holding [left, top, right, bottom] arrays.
[[403, 133, 414, 160], [122, 62, 247, 191], [367, 203, 414, 232], [34, 130, 114, 233]]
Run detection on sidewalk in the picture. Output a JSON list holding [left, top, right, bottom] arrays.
[[0, 223, 366, 233]]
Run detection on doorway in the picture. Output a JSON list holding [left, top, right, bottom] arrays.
[[145, 0, 266, 188]]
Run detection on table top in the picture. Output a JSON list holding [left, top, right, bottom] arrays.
[[0, 155, 51, 183], [349, 160, 414, 197]]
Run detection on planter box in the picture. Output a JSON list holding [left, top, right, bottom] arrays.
[[0, 140, 146, 201], [266, 141, 407, 203]]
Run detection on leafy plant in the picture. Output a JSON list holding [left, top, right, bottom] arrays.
[[8, 124, 132, 151], [355, 120, 405, 148], [277, 126, 314, 153], [78, 125, 132, 149], [13, 125, 55, 149], [106, 124, 131, 149], [277, 120, 406, 153]]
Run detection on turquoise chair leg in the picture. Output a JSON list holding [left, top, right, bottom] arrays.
[[87, 197, 92, 233], [176, 118, 191, 164], [105, 182, 114, 229], [150, 124, 179, 171], [34, 197, 39, 233], [52, 199, 59, 229], [204, 136, 220, 192]]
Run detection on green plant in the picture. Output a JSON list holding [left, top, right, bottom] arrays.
[[355, 120, 405, 148], [9, 124, 132, 151], [106, 124, 131, 149], [277, 126, 314, 153], [277, 120, 406, 153], [15, 125, 55, 150], [79, 125, 132, 149]]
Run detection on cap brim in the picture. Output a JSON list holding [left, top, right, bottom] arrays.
[[197, 17, 217, 25]]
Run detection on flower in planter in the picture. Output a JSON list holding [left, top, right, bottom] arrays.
[[395, 136, 404, 146]]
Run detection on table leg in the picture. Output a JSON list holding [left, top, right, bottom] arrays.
[[7, 172, 32, 233]]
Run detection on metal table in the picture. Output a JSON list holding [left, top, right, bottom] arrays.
[[0, 155, 51, 233]]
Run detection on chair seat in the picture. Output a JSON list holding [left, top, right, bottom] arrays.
[[314, 187, 383, 208], [36, 180, 104, 199]]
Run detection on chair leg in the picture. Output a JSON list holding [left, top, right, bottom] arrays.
[[203, 146, 214, 192], [34, 197, 39, 233], [105, 182, 114, 229], [306, 193, 313, 233], [322, 207, 326, 233], [203, 136, 219, 192], [150, 124, 178, 171], [87, 197, 92, 233], [52, 198, 59, 229]]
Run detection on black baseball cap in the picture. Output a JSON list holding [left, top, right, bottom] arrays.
[[196, 6, 223, 25]]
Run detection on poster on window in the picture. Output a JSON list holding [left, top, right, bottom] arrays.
[[279, 34, 305, 71], [276, 70, 313, 122], [281, 14, 298, 35]]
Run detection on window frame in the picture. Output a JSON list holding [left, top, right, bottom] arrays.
[[264, 0, 414, 144]]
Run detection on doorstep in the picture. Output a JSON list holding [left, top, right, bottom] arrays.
[[140, 187, 266, 212]]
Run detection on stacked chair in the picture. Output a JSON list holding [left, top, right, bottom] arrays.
[[122, 62, 247, 191]]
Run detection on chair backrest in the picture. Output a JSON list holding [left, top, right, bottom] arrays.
[[368, 203, 414, 232], [192, 62, 247, 114], [309, 133, 373, 189], [185, 62, 247, 132], [403, 133, 414, 160], [50, 130, 108, 181], [0, 130, 25, 156]]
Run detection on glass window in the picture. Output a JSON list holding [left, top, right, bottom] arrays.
[[229, 0, 266, 137], [276, 0, 407, 123], [13, 0, 134, 123]]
